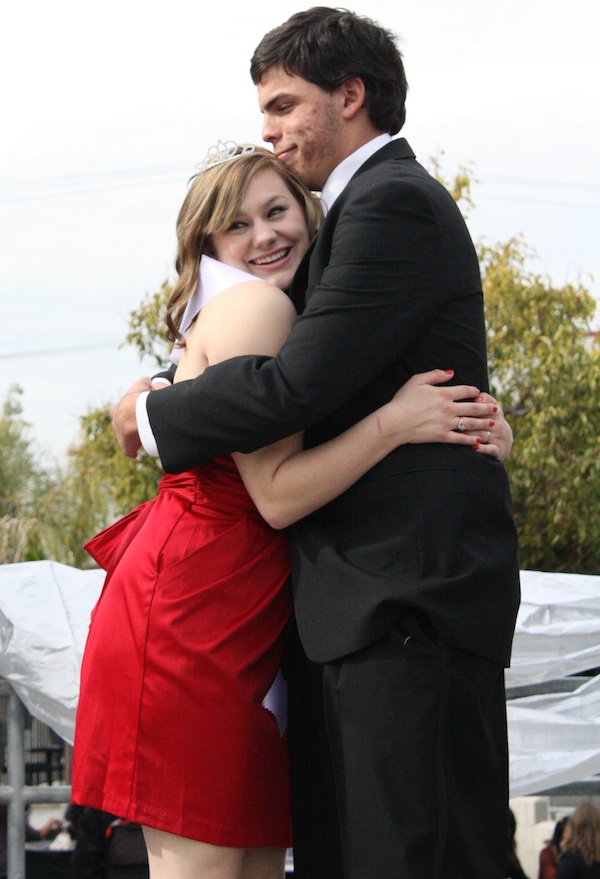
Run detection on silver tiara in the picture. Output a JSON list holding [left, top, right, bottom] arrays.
[[196, 140, 256, 173]]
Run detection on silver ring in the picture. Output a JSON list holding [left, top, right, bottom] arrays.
[[457, 417, 466, 432], [486, 430, 492, 443]]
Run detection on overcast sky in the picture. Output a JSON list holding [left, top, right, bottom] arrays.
[[1, 0, 598, 462]]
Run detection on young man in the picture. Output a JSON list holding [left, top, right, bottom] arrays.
[[112, 8, 520, 878]]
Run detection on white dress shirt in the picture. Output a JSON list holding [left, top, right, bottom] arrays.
[[320, 132, 392, 213]]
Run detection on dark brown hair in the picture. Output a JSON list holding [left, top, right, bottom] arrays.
[[250, 6, 408, 134]]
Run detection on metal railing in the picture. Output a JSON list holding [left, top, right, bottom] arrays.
[[0, 682, 71, 879], [0, 676, 596, 877]]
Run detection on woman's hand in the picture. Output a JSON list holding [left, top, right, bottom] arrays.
[[471, 392, 513, 460], [376, 369, 503, 454]]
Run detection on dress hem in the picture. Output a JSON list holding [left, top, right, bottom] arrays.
[[71, 788, 292, 849]]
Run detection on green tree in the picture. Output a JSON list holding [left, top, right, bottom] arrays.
[[31, 405, 163, 568], [481, 236, 600, 573], [0, 284, 173, 567], [0, 386, 38, 516], [123, 279, 173, 367], [429, 157, 600, 572], [428, 153, 477, 218], [0, 385, 51, 564]]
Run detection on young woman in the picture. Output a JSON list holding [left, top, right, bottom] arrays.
[[556, 805, 600, 879], [72, 144, 503, 879]]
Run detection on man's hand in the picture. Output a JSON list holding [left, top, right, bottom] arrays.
[[38, 817, 63, 839], [111, 376, 151, 457]]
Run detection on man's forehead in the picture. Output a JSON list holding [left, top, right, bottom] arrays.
[[257, 67, 317, 110]]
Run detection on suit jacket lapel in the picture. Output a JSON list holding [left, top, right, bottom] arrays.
[[350, 137, 415, 179], [288, 138, 416, 313], [289, 237, 316, 312]]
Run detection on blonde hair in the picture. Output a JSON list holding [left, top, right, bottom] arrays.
[[166, 146, 322, 344], [562, 803, 600, 866]]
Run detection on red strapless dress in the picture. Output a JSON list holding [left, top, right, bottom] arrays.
[[71, 457, 292, 847]]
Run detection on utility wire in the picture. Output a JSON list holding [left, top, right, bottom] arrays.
[[0, 164, 190, 203], [477, 194, 600, 209], [1, 165, 598, 205], [0, 340, 123, 360], [482, 174, 600, 192]]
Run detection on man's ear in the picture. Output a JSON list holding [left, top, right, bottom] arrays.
[[340, 77, 367, 120]]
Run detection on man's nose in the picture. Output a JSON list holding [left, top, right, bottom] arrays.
[[262, 113, 280, 145]]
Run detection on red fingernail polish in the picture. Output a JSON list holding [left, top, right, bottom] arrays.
[[444, 369, 453, 374], [476, 437, 482, 443], [489, 420, 495, 427], [473, 444, 480, 450], [492, 406, 498, 412]]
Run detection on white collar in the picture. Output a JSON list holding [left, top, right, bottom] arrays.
[[170, 255, 257, 363], [320, 133, 393, 213]]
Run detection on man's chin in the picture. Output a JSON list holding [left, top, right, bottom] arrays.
[[279, 153, 305, 180], [278, 155, 319, 190]]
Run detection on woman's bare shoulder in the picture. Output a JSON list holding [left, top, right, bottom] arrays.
[[204, 279, 295, 317], [197, 279, 297, 362]]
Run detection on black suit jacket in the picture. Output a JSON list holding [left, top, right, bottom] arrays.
[[148, 138, 520, 665]]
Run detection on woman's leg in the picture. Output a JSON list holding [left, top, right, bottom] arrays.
[[142, 826, 244, 879], [142, 827, 286, 879], [241, 847, 286, 879]]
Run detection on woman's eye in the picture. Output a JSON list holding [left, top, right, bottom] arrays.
[[268, 205, 285, 218], [227, 221, 247, 231]]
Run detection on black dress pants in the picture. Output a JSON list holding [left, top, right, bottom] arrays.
[[287, 615, 509, 879]]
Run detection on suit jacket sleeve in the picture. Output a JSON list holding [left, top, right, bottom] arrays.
[[148, 160, 484, 473]]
